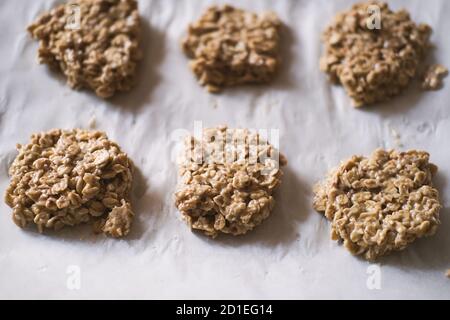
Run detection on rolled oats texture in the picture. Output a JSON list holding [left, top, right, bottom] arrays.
[[4, 129, 134, 237], [422, 64, 448, 90], [175, 126, 287, 238], [27, 0, 142, 98], [320, 1, 432, 107], [313, 149, 441, 261], [2, 0, 450, 300], [182, 5, 282, 93]]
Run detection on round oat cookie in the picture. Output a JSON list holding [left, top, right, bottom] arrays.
[[4, 129, 134, 238], [320, 1, 432, 107], [182, 5, 282, 93], [27, 0, 142, 98], [175, 126, 287, 238], [313, 149, 441, 260]]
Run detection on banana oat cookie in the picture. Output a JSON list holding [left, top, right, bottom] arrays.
[[320, 1, 432, 107], [313, 149, 441, 260], [175, 126, 287, 238], [182, 5, 282, 93], [27, 0, 142, 98], [4, 129, 134, 238]]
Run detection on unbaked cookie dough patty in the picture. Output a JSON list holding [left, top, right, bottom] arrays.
[[313, 149, 441, 260], [182, 5, 282, 93], [4, 129, 134, 238], [27, 0, 142, 98], [320, 1, 432, 107], [175, 126, 287, 237]]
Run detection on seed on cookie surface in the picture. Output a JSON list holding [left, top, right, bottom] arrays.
[[4, 129, 134, 237], [175, 126, 287, 238], [313, 149, 441, 260]]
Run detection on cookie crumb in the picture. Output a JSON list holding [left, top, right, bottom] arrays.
[[102, 200, 134, 237], [422, 64, 448, 90], [389, 126, 403, 149]]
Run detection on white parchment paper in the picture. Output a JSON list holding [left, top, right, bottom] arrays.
[[0, 0, 449, 299]]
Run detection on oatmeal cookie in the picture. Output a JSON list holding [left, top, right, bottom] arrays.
[[175, 126, 287, 237], [4, 129, 134, 237], [313, 149, 441, 260], [320, 1, 432, 107], [182, 5, 282, 92], [27, 0, 142, 98]]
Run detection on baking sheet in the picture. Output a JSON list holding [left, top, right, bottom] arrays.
[[0, 0, 449, 299]]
